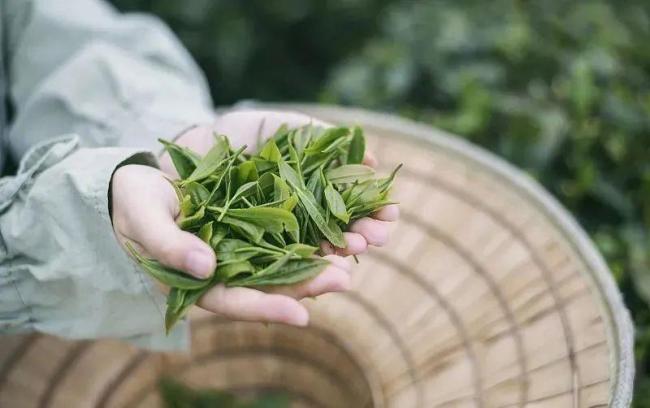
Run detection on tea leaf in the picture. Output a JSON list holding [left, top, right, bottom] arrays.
[[326, 164, 375, 185], [228, 258, 328, 286], [228, 181, 258, 206], [324, 183, 350, 223], [184, 135, 230, 182], [159, 139, 200, 179], [273, 174, 291, 202], [259, 138, 282, 162], [304, 127, 349, 154], [223, 207, 299, 235], [167, 288, 186, 314], [379, 163, 403, 193], [219, 216, 265, 243], [306, 168, 323, 204], [198, 221, 213, 243], [237, 160, 259, 185], [210, 224, 229, 248], [165, 286, 210, 333], [280, 161, 345, 247], [178, 205, 205, 230], [347, 127, 365, 164], [216, 238, 266, 263], [291, 126, 313, 157], [285, 243, 318, 257], [183, 182, 210, 207], [217, 260, 256, 281], [281, 193, 299, 212], [125, 241, 209, 290]]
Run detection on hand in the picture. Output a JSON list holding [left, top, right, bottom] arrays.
[[115, 109, 399, 327], [111, 164, 353, 326]]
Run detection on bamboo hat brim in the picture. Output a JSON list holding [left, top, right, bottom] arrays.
[[0, 105, 634, 408]]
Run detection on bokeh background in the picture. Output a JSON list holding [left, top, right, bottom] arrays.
[[110, 1, 650, 404]]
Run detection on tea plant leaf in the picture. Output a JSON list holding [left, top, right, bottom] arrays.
[[259, 138, 282, 162], [159, 139, 200, 179], [280, 161, 345, 247], [184, 135, 230, 182], [324, 183, 349, 223], [125, 241, 209, 290], [198, 221, 213, 243], [326, 164, 375, 185], [347, 126, 365, 164]]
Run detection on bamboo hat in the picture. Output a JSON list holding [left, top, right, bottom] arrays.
[[0, 105, 634, 407]]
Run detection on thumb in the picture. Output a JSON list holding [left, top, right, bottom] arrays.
[[137, 220, 216, 279], [122, 201, 216, 279], [112, 164, 216, 278]]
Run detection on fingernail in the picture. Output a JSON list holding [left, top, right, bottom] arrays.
[[186, 250, 214, 278]]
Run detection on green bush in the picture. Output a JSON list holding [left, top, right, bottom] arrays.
[[112, 0, 650, 403]]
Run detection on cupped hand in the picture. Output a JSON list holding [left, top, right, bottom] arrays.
[[111, 164, 353, 326], [114, 109, 399, 327]]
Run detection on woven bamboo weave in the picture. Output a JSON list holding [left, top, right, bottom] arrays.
[[0, 105, 634, 407]]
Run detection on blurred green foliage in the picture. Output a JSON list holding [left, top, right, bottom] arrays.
[[159, 377, 289, 408], [112, 0, 650, 404]]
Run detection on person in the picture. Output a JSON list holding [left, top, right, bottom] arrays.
[[0, 0, 399, 350]]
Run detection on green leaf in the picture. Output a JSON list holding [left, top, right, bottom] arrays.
[[324, 183, 350, 223], [237, 160, 259, 185], [281, 193, 299, 212], [218, 261, 256, 281], [178, 205, 206, 230], [184, 135, 230, 182], [198, 221, 214, 244], [379, 163, 403, 193], [216, 239, 264, 264], [223, 207, 299, 235], [347, 126, 365, 164], [183, 181, 210, 207], [228, 181, 258, 205], [125, 241, 209, 290], [219, 216, 265, 243], [291, 126, 314, 157], [257, 172, 276, 200], [180, 194, 195, 217], [167, 288, 186, 315], [307, 168, 324, 204], [259, 138, 282, 162], [349, 200, 397, 220], [165, 286, 210, 333], [159, 139, 200, 179], [273, 174, 291, 202], [252, 158, 277, 174], [279, 161, 345, 247], [278, 160, 304, 191], [326, 164, 375, 184], [287, 143, 304, 182], [285, 243, 318, 257], [210, 224, 229, 249], [228, 258, 328, 287], [304, 127, 349, 154]]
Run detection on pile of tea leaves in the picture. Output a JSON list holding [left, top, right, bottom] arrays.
[[127, 124, 400, 332]]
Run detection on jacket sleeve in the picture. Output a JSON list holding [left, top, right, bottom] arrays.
[[0, 0, 217, 350]]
